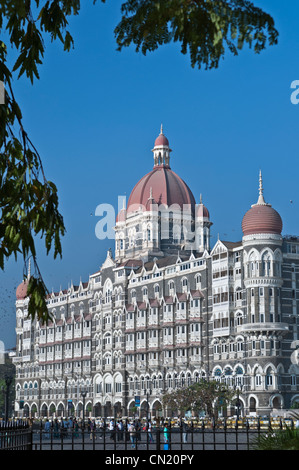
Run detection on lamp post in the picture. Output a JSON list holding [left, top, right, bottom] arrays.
[[3, 374, 13, 422], [235, 385, 243, 420], [81, 391, 87, 427], [144, 379, 152, 420]]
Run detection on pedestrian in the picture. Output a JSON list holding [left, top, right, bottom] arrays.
[[117, 420, 124, 441], [61, 417, 68, 439], [74, 418, 79, 438], [90, 419, 96, 440], [109, 418, 115, 440], [182, 419, 188, 443], [53, 418, 59, 438], [44, 419, 51, 439], [98, 418, 104, 439], [135, 419, 142, 442], [163, 423, 170, 450], [129, 421, 136, 449], [147, 419, 154, 443]]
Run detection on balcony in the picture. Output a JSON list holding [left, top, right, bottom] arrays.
[[213, 327, 230, 337], [237, 322, 289, 334]]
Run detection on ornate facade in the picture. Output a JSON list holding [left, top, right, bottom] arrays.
[[13, 128, 299, 419]]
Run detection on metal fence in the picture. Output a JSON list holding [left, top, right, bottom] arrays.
[[0, 421, 32, 450], [30, 419, 281, 451], [1, 418, 296, 451]]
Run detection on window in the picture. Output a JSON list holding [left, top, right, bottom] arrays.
[[255, 375, 262, 386]]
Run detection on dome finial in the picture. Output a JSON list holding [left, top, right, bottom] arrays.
[[257, 170, 266, 205], [160, 123, 163, 135]]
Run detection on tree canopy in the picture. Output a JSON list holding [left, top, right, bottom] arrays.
[[162, 379, 235, 417], [115, 0, 278, 70], [0, 1, 278, 322]]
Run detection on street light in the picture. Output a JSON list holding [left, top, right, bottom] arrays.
[[234, 385, 243, 420], [81, 390, 87, 426], [144, 379, 152, 420]]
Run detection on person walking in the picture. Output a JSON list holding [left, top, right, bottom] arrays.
[[135, 419, 141, 443], [147, 419, 154, 443], [73, 418, 79, 438], [44, 419, 51, 439], [53, 418, 59, 438], [163, 423, 170, 450], [98, 418, 104, 440], [109, 418, 115, 441], [182, 419, 188, 443], [117, 420, 124, 441], [90, 419, 96, 440], [129, 421, 136, 449]]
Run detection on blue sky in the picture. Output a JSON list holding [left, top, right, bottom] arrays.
[[1, 0, 299, 348]]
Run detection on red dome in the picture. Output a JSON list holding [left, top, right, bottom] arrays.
[[16, 280, 28, 300], [116, 208, 126, 223], [155, 133, 169, 147], [127, 166, 196, 214], [242, 204, 282, 236], [196, 203, 210, 219]]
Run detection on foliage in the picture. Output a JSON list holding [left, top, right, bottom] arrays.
[[162, 379, 235, 417], [114, 0, 279, 69], [251, 426, 299, 451], [0, 1, 105, 322], [0, 1, 278, 322]]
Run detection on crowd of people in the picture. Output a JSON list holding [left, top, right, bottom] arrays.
[[42, 416, 185, 449]]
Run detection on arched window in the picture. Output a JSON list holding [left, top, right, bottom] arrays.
[[262, 251, 272, 277]]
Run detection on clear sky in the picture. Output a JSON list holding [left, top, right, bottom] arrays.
[[1, 0, 299, 349]]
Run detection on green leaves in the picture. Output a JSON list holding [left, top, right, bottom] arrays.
[[162, 379, 235, 417], [114, 0, 279, 69], [27, 275, 53, 324]]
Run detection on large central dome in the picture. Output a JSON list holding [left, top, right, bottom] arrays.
[[127, 127, 196, 214]]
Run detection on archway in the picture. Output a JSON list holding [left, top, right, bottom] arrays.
[[94, 402, 102, 417], [57, 402, 65, 417], [104, 401, 112, 418], [31, 403, 38, 418], [249, 397, 257, 415], [140, 400, 148, 419], [23, 404, 30, 418], [41, 403, 48, 418], [128, 400, 138, 418], [152, 400, 163, 419], [272, 395, 283, 411], [114, 401, 122, 418]]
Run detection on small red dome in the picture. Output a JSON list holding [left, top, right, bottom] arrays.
[[16, 280, 28, 300], [155, 133, 169, 147], [127, 166, 196, 214], [242, 204, 282, 236], [116, 208, 126, 223], [196, 203, 210, 219]]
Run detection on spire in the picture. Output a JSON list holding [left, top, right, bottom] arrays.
[[160, 123, 163, 135], [255, 170, 270, 206], [252, 170, 270, 207]]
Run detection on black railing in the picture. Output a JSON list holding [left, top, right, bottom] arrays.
[[1, 417, 295, 451], [0, 420, 32, 450], [30, 418, 281, 451]]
